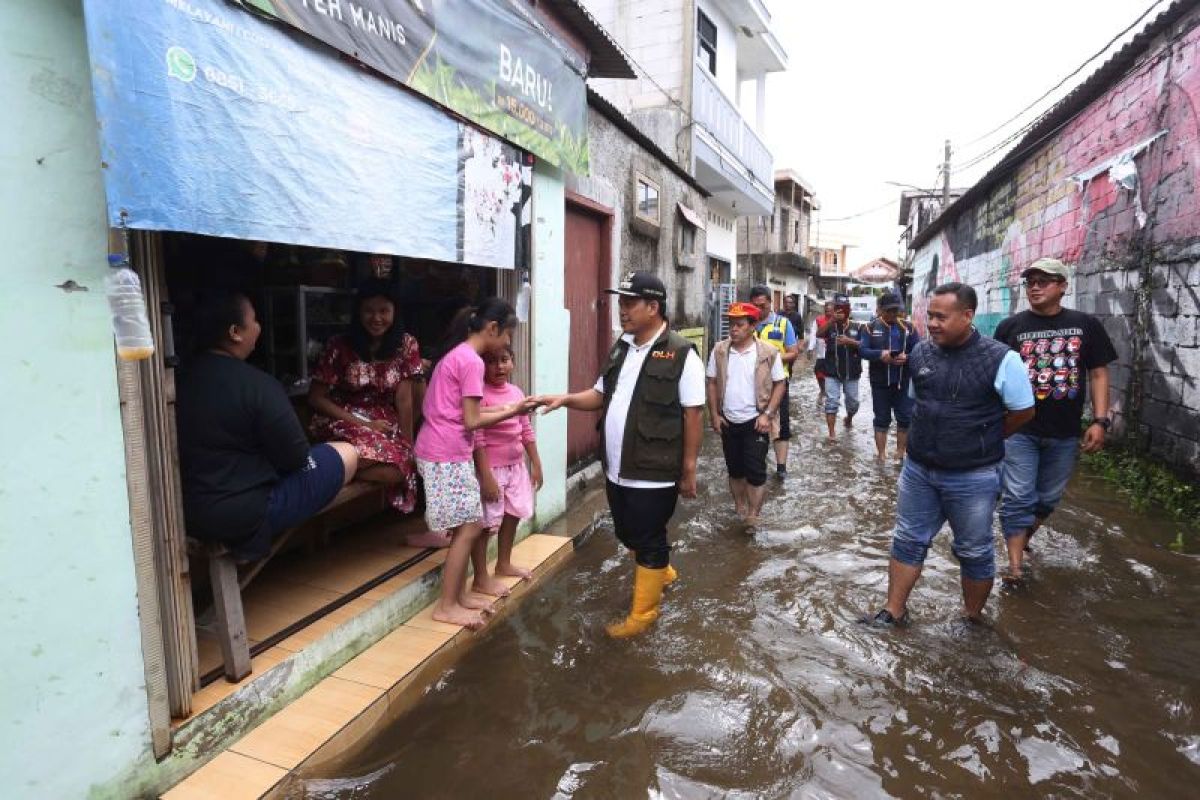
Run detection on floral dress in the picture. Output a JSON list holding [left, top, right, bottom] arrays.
[[310, 334, 422, 513]]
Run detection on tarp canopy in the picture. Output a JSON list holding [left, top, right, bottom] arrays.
[[81, 0, 532, 270]]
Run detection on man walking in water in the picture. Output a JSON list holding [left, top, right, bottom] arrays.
[[748, 286, 800, 478], [807, 300, 835, 402], [994, 258, 1116, 584], [865, 283, 1034, 627], [815, 294, 863, 438], [539, 272, 704, 637], [858, 291, 918, 460], [706, 302, 787, 524]]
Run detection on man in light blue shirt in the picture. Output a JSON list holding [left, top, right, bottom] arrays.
[[865, 283, 1035, 628]]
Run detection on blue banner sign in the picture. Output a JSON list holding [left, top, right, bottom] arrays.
[[81, 0, 531, 269]]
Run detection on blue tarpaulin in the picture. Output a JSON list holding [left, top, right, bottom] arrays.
[[81, 0, 484, 264]]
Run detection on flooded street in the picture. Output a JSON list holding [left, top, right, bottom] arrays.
[[311, 373, 1200, 798]]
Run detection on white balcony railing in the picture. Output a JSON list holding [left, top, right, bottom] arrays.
[[692, 67, 773, 187]]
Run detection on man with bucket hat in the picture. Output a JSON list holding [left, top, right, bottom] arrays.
[[539, 271, 705, 636], [993, 258, 1117, 585], [706, 302, 788, 523]]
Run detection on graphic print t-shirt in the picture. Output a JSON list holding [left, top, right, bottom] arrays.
[[993, 308, 1117, 438]]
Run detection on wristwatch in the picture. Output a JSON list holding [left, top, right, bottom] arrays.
[[1092, 417, 1111, 431]]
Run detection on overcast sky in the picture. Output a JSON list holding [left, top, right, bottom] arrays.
[[761, 0, 1166, 266]]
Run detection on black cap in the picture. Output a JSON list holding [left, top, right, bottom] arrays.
[[878, 292, 903, 310], [606, 271, 666, 301], [833, 293, 850, 306]]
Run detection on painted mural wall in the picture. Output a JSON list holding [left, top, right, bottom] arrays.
[[910, 9, 1200, 476]]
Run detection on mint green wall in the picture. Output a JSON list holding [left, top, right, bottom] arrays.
[[0, 2, 155, 797], [531, 164, 570, 524]]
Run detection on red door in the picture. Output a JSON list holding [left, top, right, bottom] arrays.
[[564, 200, 611, 471]]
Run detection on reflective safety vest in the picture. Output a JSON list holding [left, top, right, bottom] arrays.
[[756, 315, 793, 375]]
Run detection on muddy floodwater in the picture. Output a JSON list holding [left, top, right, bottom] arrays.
[[308, 373, 1200, 798]]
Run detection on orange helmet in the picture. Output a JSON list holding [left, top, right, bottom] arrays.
[[725, 302, 761, 322]]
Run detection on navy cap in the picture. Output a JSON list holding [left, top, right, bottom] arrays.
[[878, 292, 903, 310], [606, 271, 666, 301]]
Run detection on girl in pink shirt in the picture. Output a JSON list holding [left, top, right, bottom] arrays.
[[473, 348, 543, 595], [414, 299, 537, 629]]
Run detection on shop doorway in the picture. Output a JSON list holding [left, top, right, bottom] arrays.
[[125, 231, 509, 724], [563, 198, 612, 472]]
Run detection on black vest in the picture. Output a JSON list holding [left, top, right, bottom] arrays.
[[599, 329, 694, 482], [907, 330, 1010, 470], [821, 321, 863, 380]]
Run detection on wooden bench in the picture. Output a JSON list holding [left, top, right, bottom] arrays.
[[190, 480, 387, 682]]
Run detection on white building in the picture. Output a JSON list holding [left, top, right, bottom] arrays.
[[583, 0, 788, 284]]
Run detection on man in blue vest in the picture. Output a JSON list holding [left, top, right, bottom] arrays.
[[858, 291, 919, 460], [539, 272, 705, 637], [865, 283, 1034, 627], [748, 285, 800, 478]]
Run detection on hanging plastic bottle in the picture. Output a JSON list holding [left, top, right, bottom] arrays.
[[105, 255, 155, 361]]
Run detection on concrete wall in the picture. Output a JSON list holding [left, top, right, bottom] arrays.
[[909, 9, 1200, 477], [707, 202, 738, 274], [0, 1, 158, 796], [567, 106, 711, 332], [585, 0, 689, 112], [531, 163, 571, 523]]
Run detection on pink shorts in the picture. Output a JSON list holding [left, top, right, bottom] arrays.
[[482, 462, 534, 530]]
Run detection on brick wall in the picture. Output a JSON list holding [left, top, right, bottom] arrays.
[[909, 8, 1200, 478]]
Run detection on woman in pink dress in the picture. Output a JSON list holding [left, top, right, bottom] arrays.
[[308, 279, 423, 516]]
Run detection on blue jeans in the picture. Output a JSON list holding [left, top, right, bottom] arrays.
[[824, 377, 860, 417], [999, 432, 1079, 538], [870, 383, 914, 432], [891, 458, 1002, 580]]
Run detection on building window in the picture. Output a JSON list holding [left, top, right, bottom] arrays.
[[679, 221, 696, 255], [697, 10, 717, 75], [636, 174, 660, 224]]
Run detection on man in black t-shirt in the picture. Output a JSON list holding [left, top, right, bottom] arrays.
[[993, 258, 1117, 584]]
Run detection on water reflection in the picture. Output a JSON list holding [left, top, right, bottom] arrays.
[[309, 374, 1200, 798]]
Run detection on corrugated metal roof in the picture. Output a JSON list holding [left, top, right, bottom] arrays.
[[910, 0, 1197, 252], [543, 0, 637, 79]]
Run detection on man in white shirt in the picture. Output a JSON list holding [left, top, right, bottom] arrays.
[[706, 302, 787, 523], [540, 272, 704, 637]]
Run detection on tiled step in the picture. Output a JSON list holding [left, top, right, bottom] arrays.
[[163, 533, 574, 800]]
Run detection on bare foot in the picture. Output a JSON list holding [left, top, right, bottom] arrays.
[[460, 593, 495, 611], [405, 530, 453, 548], [432, 604, 486, 630], [472, 576, 513, 598], [495, 562, 532, 581]]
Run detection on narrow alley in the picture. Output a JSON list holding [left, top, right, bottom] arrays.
[[307, 370, 1200, 798]]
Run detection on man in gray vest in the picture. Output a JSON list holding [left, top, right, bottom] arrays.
[[706, 301, 787, 524], [865, 283, 1034, 627], [540, 272, 705, 637]]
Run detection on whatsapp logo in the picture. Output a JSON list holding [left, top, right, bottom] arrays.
[[166, 46, 196, 83]]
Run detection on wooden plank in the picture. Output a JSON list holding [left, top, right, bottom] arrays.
[[209, 553, 251, 682]]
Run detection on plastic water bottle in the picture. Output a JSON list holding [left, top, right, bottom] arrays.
[[105, 257, 155, 361]]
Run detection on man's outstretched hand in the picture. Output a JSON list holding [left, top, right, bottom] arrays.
[[537, 394, 569, 414]]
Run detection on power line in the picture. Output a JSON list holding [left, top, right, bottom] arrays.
[[821, 196, 900, 223], [955, 15, 1183, 181], [955, 0, 1168, 156]]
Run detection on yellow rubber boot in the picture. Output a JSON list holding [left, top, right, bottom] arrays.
[[663, 564, 678, 586], [606, 565, 668, 638]]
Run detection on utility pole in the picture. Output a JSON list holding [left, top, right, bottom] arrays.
[[942, 139, 952, 206]]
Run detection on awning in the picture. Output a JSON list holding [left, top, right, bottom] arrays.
[[80, 0, 531, 270], [677, 203, 707, 230]]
